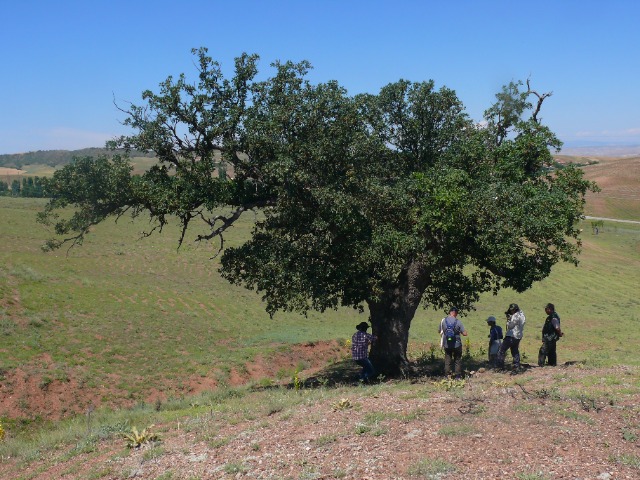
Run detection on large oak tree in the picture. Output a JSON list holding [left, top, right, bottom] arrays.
[[39, 49, 596, 375]]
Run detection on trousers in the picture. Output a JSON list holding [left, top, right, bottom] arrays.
[[497, 336, 521, 369], [538, 339, 557, 366], [355, 358, 376, 380], [444, 346, 463, 376]]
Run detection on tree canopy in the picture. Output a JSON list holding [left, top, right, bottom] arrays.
[[39, 48, 597, 375]]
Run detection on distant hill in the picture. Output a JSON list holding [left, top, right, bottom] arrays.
[[0, 148, 155, 169]]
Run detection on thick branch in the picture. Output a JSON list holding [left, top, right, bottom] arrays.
[[195, 198, 275, 257]]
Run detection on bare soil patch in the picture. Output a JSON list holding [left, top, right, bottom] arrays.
[[0, 340, 347, 421], [0, 167, 26, 176]]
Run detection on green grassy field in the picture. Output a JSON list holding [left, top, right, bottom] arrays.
[[1, 151, 639, 425], [1, 194, 638, 400]]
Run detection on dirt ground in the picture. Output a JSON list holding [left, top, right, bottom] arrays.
[[2, 345, 639, 479], [0, 340, 347, 420]]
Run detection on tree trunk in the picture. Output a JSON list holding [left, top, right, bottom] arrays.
[[367, 260, 430, 377]]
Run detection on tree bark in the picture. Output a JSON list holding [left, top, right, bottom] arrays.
[[367, 259, 430, 377]]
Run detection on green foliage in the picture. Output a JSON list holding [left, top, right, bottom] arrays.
[[292, 368, 304, 391], [433, 378, 466, 391], [0, 177, 48, 198], [332, 398, 352, 410], [36, 50, 597, 374]]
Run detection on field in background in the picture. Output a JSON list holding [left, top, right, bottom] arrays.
[[559, 154, 640, 221], [0, 155, 639, 425], [0, 156, 158, 186]]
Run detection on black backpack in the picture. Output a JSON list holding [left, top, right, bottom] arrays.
[[443, 317, 457, 349]]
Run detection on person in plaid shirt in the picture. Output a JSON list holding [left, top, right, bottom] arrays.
[[351, 321, 377, 382]]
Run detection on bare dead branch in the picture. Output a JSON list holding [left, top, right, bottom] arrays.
[[526, 79, 552, 123]]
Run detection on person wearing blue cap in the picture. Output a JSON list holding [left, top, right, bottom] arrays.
[[486, 315, 503, 367]]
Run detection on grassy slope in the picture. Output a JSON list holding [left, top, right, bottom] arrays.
[[0, 156, 638, 419], [0, 198, 364, 411]]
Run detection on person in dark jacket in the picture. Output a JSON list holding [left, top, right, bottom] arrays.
[[486, 316, 503, 367], [538, 303, 563, 367]]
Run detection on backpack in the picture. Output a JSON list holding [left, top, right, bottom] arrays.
[[443, 317, 457, 349]]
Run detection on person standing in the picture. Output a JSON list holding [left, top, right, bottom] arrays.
[[496, 303, 526, 373], [351, 321, 377, 382], [538, 303, 563, 367], [486, 316, 503, 367], [438, 307, 468, 379]]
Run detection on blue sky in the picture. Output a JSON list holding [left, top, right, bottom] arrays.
[[1, 0, 639, 154]]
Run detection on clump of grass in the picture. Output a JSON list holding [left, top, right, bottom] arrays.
[[154, 472, 174, 480], [223, 462, 247, 474], [354, 423, 371, 435], [332, 468, 347, 478], [437, 424, 476, 437], [332, 398, 352, 410], [0, 317, 16, 336], [142, 445, 164, 461], [398, 408, 426, 423], [622, 428, 638, 442], [516, 472, 551, 480], [314, 434, 337, 446], [207, 436, 231, 448], [615, 453, 640, 469], [363, 411, 386, 423], [292, 368, 304, 391], [415, 344, 440, 365], [407, 458, 456, 477], [433, 378, 466, 391]]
